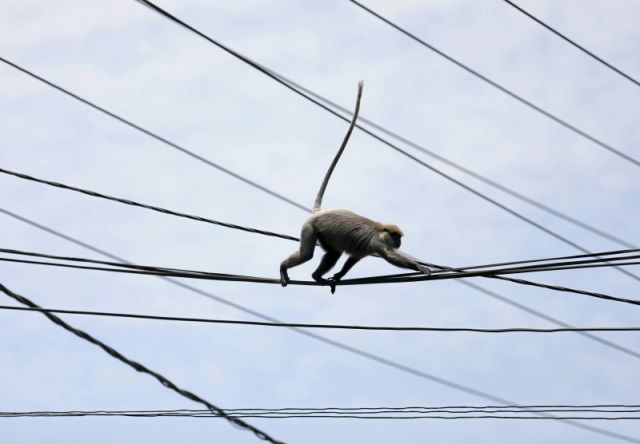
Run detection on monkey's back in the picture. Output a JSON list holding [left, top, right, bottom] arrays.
[[310, 209, 382, 256]]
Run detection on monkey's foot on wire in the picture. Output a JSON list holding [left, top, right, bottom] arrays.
[[327, 276, 341, 294], [279, 268, 290, 287]]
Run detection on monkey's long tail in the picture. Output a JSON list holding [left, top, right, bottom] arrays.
[[312, 80, 364, 213]]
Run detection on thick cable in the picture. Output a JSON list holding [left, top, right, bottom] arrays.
[[347, 0, 640, 168], [3, 303, 640, 333], [0, 282, 283, 444], [3, 247, 638, 306], [502, 0, 640, 88]]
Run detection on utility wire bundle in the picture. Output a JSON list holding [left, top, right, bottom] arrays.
[[4, 404, 640, 420], [2, 246, 639, 306]]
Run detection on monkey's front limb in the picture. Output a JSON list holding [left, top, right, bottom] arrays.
[[327, 256, 362, 294], [381, 249, 431, 276]]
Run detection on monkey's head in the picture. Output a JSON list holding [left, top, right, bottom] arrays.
[[381, 224, 404, 249]]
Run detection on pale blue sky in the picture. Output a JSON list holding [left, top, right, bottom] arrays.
[[1, 1, 639, 443]]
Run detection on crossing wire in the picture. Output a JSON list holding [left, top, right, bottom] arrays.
[[2, 208, 639, 443], [0, 282, 283, 444], [4, 303, 640, 333], [348, 0, 640, 168], [129, 0, 640, 285], [502, 0, 640, 88], [274, 73, 636, 249]]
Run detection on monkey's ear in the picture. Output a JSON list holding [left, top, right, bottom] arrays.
[[382, 227, 389, 232]]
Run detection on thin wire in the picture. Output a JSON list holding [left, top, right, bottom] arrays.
[[3, 249, 640, 307], [502, 0, 640, 88], [129, 0, 640, 286], [2, 210, 638, 443], [347, 0, 640, 168], [0, 282, 283, 444], [0, 56, 310, 214], [274, 73, 637, 249], [3, 303, 640, 333], [0, 167, 299, 242], [1, 409, 639, 420]]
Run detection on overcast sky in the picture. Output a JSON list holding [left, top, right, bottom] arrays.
[[1, 0, 639, 443]]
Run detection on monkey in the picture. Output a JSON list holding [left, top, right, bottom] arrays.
[[279, 81, 431, 293]]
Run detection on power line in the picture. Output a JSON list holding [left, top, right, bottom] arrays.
[[4, 303, 640, 333], [4, 245, 640, 280], [0, 282, 282, 444], [1, 209, 638, 443], [347, 0, 640, 168], [0, 167, 298, 242], [3, 247, 639, 306], [274, 73, 637, 249], [502, 0, 640, 88], [3, 408, 640, 420], [128, 0, 640, 286], [0, 56, 310, 214]]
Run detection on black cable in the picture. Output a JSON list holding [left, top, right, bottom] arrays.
[[273, 73, 637, 249], [3, 249, 640, 307], [1, 409, 639, 420], [129, 0, 640, 286], [0, 167, 299, 242], [2, 210, 638, 443], [0, 282, 283, 444], [0, 57, 310, 214], [3, 303, 640, 333], [347, 0, 640, 168], [502, 0, 640, 88], [8, 246, 640, 306], [4, 246, 640, 284]]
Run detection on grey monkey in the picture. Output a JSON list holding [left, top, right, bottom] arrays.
[[279, 81, 431, 292]]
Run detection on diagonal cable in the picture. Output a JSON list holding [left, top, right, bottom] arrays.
[[502, 0, 640, 88], [0, 282, 283, 444], [0, 56, 310, 213], [347, 0, 640, 168], [275, 73, 637, 249]]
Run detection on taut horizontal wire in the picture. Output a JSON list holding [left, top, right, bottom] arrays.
[[2, 247, 639, 306], [3, 303, 640, 333], [2, 408, 639, 420]]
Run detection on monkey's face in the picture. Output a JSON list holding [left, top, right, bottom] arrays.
[[381, 229, 403, 249]]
